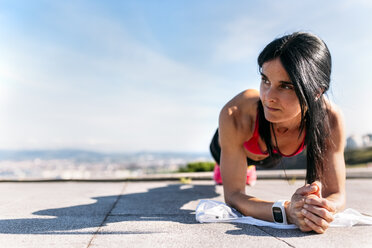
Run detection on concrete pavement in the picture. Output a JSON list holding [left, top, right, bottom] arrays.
[[0, 179, 371, 247]]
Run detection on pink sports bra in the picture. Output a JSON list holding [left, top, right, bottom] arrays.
[[243, 115, 306, 157]]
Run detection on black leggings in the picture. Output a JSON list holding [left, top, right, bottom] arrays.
[[209, 129, 281, 168]]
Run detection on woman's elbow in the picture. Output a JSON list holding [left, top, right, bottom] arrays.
[[223, 190, 242, 208]]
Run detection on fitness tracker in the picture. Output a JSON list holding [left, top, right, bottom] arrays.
[[272, 200, 288, 225]]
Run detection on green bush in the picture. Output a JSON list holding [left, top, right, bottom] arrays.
[[344, 147, 372, 165], [178, 161, 215, 172]]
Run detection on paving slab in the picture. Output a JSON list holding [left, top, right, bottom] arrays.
[[0, 180, 371, 247], [90, 216, 290, 248], [0, 182, 125, 248], [111, 182, 221, 215], [91, 180, 372, 248]]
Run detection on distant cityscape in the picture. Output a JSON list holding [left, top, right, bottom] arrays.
[[0, 134, 371, 180], [346, 134, 372, 149], [0, 150, 212, 180]]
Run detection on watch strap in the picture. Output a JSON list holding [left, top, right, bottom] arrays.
[[272, 200, 288, 225]]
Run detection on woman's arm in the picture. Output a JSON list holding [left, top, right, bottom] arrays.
[[219, 100, 277, 222], [321, 105, 346, 209], [298, 105, 346, 233], [219, 104, 320, 224]]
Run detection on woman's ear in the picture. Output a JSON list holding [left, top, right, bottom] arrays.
[[315, 89, 324, 101]]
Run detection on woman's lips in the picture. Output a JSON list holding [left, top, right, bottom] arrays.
[[265, 106, 280, 111]]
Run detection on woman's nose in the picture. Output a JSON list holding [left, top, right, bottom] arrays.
[[265, 87, 278, 102]]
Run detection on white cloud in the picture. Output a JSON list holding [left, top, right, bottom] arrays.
[[0, 3, 231, 152]]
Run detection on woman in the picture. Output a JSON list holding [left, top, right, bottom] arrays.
[[209, 32, 345, 233]]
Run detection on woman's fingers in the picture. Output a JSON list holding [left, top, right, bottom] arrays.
[[301, 207, 332, 227], [300, 202, 335, 234], [298, 219, 312, 232], [305, 197, 336, 213], [291, 194, 306, 208], [295, 184, 319, 196], [304, 217, 326, 234], [292, 182, 334, 234], [290, 185, 331, 233], [303, 204, 334, 223], [310, 181, 322, 198]]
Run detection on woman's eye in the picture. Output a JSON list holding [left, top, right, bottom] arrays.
[[261, 78, 269, 84], [281, 84, 294, 90]]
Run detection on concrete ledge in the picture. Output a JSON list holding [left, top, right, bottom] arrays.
[[0, 167, 371, 182]]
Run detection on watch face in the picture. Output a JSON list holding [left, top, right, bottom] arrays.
[[273, 207, 284, 223]]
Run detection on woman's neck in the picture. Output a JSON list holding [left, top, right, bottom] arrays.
[[271, 114, 302, 136]]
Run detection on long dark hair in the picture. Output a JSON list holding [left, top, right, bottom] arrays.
[[257, 32, 332, 183]]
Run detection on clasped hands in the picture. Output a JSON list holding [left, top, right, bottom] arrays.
[[287, 182, 336, 233]]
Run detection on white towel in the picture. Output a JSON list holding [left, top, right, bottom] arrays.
[[331, 208, 372, 227], [195, 199, 239, 222], [195, 199, 372, 229]]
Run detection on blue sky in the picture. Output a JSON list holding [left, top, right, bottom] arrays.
[[1, 0, 371, 152]]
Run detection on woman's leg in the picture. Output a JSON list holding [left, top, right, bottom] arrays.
[[209, 129, 256, 185], [210, 129, 223, 184], [209, 129, 221, 164]]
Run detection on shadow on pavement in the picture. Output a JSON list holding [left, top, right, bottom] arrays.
[[226, 223, 316, 238], [0, 184, 219, 234]]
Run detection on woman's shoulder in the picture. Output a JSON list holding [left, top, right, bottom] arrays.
[[325, 99, 346, 148], [219, 89, 260, 139], [325, 100, 344, 129]]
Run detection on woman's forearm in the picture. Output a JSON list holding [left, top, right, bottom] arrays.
[[324, 192, 346, 213], [225, 192, 275, 222]]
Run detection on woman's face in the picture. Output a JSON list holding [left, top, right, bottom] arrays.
[[259, 58, 302, 124]]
